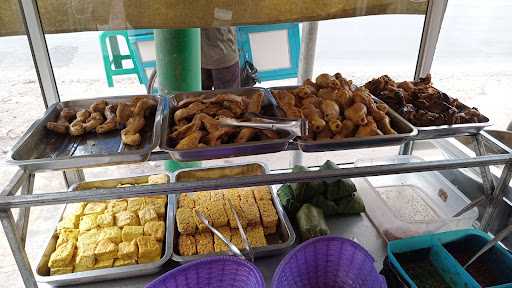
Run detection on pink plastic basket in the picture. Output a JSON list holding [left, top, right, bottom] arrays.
[[272, 236, 386, 288]]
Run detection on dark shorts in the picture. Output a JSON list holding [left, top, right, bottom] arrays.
[[201, 61, 240, 90]]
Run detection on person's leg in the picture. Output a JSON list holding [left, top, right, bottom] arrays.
[[201, 68, 214, 90], [211, 61, 240, 90]]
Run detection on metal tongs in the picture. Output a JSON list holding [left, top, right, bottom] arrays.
[[218, 113, 308, 137], [464, 224, 512, 269]]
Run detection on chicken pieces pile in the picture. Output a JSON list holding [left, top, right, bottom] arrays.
[[365, 74, 487, 127], [46, 96, 157, 146], [169, 92, 280, 150], [271, 73, 397, 140]]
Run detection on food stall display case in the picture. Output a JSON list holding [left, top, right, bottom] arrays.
[[2, 0, 512, 287]]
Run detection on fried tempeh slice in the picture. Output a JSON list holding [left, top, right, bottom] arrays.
[[194, 231, 214, 255]]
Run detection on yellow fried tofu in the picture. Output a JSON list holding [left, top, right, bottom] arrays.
[[178, 235, 196, 256], [223, 189, 240, 203], [77, 229, 98, 250], [206, 200, 228, 227], [63, 203, 86, 217], [115, 211, 140, 227], [74, 263, 94, 272], [210, 189, 224, 201], [98, 226, 122, 244], [79, 214, 99, 232], [192, 206, 209, 232], [178, 193, 195, 209], [253, 186, 272, 201], [127, 197, 145, 212], [122, 226, 143, 242], [136, 236, 161, 259], [106, 200, 127, 214], [94, 258, 114, 269], [138, 207, 158, 225], [143, 197, 166, 217], [194, 191, 211, 206], [50, 267, 73, 275], [195, 231, 214, 255], [213, 226, 232, 252], [148, 174, 169, 184], [256, 199, 279, 234], [114, 258, 137, 267], [224, 199, 248, 229], [97, 213, 114, 228], [176, 207, 196, 234], [144, 221, 165, 241], [230, 229, 244, 249], [57, 214, 80, 231], [83, 202, 107, 215], [138, 255, 160, 264], [56, 229, 79, 248], [94, 239, 118, 261], [48, 241, 75, 268], [118, 240, 138, 260], [240, 194, 260, 225], [247, 225, 267, 248], [75, 242, 96, 268]]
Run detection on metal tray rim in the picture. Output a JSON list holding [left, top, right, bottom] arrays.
[[34, 174, 173, 285], [8, 95, 164, 170], [168, 162, 296, 262]]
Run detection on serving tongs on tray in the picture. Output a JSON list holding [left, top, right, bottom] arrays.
[[218, 113, 308, 137], [463, 224, 512, 269]]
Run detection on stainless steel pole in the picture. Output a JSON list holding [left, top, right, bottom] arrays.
[[16, 173, 35, 248]]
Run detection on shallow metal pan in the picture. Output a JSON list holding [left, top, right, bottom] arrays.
[[35, 174, 173, 286], [159, 88, 294, 161], [269, 86, 418, 152], [169, 162, 296, 262], [415, 110, 491, 140], [8, 95, 163, 171]]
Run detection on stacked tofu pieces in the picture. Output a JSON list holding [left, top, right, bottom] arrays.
[[176, 186, 279, 256], [47, 175, 168, 276]]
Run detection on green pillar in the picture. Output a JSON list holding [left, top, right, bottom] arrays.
[[155, 28, 202, 172]]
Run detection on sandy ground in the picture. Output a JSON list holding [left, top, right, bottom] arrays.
[[0, 0, 511, 286]]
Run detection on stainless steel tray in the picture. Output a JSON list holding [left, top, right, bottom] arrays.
[[159, 88, 294, 161], [169, 162, 296, 262], [415, 116, 492, 140], [269, 86, 418, 152], [35, 175, 173, 286], [8, 95, 164, 171]]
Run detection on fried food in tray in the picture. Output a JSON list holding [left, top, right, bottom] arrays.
[[168, 91, 285, 150], [271, 73, 398, 141], [46, 96, 157, 146], [176, 186, 280, 256], [365, 74, 488, 127]]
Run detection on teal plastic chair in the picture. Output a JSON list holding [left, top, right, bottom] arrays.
[[99, 30, 145, 87]]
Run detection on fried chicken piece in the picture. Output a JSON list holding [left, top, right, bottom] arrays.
[[273, 90, 296, 107], [197, 113, 219, 133], [316, 127, 333, 140], [46, 108, 75, 134], [208, 127, 236, 146], [333, 73, 353, 91], [320, 100, 340, 121], [176, 131, 204, 150], [340, 119, 356, 138], [121, 129, 141, 146], [328, 119, 343, 133], [344, 103, 368, 126], [121, 115, 145, 146], [246, 91, 264, 113], [169, 115, 203, 141], [174, 102, 207, 123], [177, 95, 205, 109], [83, 112, 105, 132], [76, 109, 91, 122], [223, 101, 244, 117], [201, 104, 224, 116], [203, 94, 245, 106], [355, 117, 383, 138], [133, 98, 157, 116], [293, 86, 314, 99], [302, 97, 321, 108], [377, 115, 397, 135], [96, 104, 118, 134], [301, 104, 326, 132], [89, 100, 108, 113], [316, 73, 340, 89], [235, 128, 257, 144], [116, 103, 133, 125], [69, 119, 85, 136]]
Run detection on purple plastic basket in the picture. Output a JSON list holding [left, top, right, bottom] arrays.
[[272, 236, 387, 288], [145, 256, 265, 288]]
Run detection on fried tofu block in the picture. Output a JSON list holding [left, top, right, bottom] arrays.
[[148, 174, 169, 184], [256, 199, 279, 234], [56, 229, 79, 248], [106, 200, 127, 214], [237, 187, 254, 200], [83, 202, 107, 215], [63, 203, 86, 218], [79, 214, 99, 232], [247, 225, 267, 248], [224, 199, 248, 229], [114, 258, 137, 267], [138, 207, 158, 225], [194, 191, 211, 206], [176, 207, 196, 234], [138, 255, 161, 264], [97, 213, 114, 228], [206, 200, 228, 227], [122, 226, 143, 242], [49, 241, 75, 268], [223, 189, 240, 203], [210, 189, 224, 201], [230, 229, 244, 249], [74, 263, 94, 272], [115, 211, 140, 227], [144, 221, 165, 241], [143, 197, 166, 217], [192, 205, 209, 232], [98, 226, 122, 244], [94, 258, 114, 269], [178, 193, 195, 209], [77, 229, 98, 249], [253, 186, 272, 201], [118, 241, 138, 260], [76, 242, 96, 268], [213, 226, 232, 252], [240, 193, 260, 225], [178, 235, 196, 256], [195, 231, 214, 255], [136, 236, 161, 259], [94, 239, 118, 261], [50, 267, 73, 275], [127, 197, 144, 212], [57, 214, 79, 231]]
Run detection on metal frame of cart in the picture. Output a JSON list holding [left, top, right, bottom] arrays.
[[3, 0, 512, 287]]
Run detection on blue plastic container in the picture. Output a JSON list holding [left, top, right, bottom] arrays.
[[388, 229, 512, 288]]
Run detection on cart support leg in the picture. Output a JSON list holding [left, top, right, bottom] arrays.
[[0, 209, 37, 288], [481, 164, 512, 231], [474, 134, 496, 196], [15, 173, 34, 248]]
